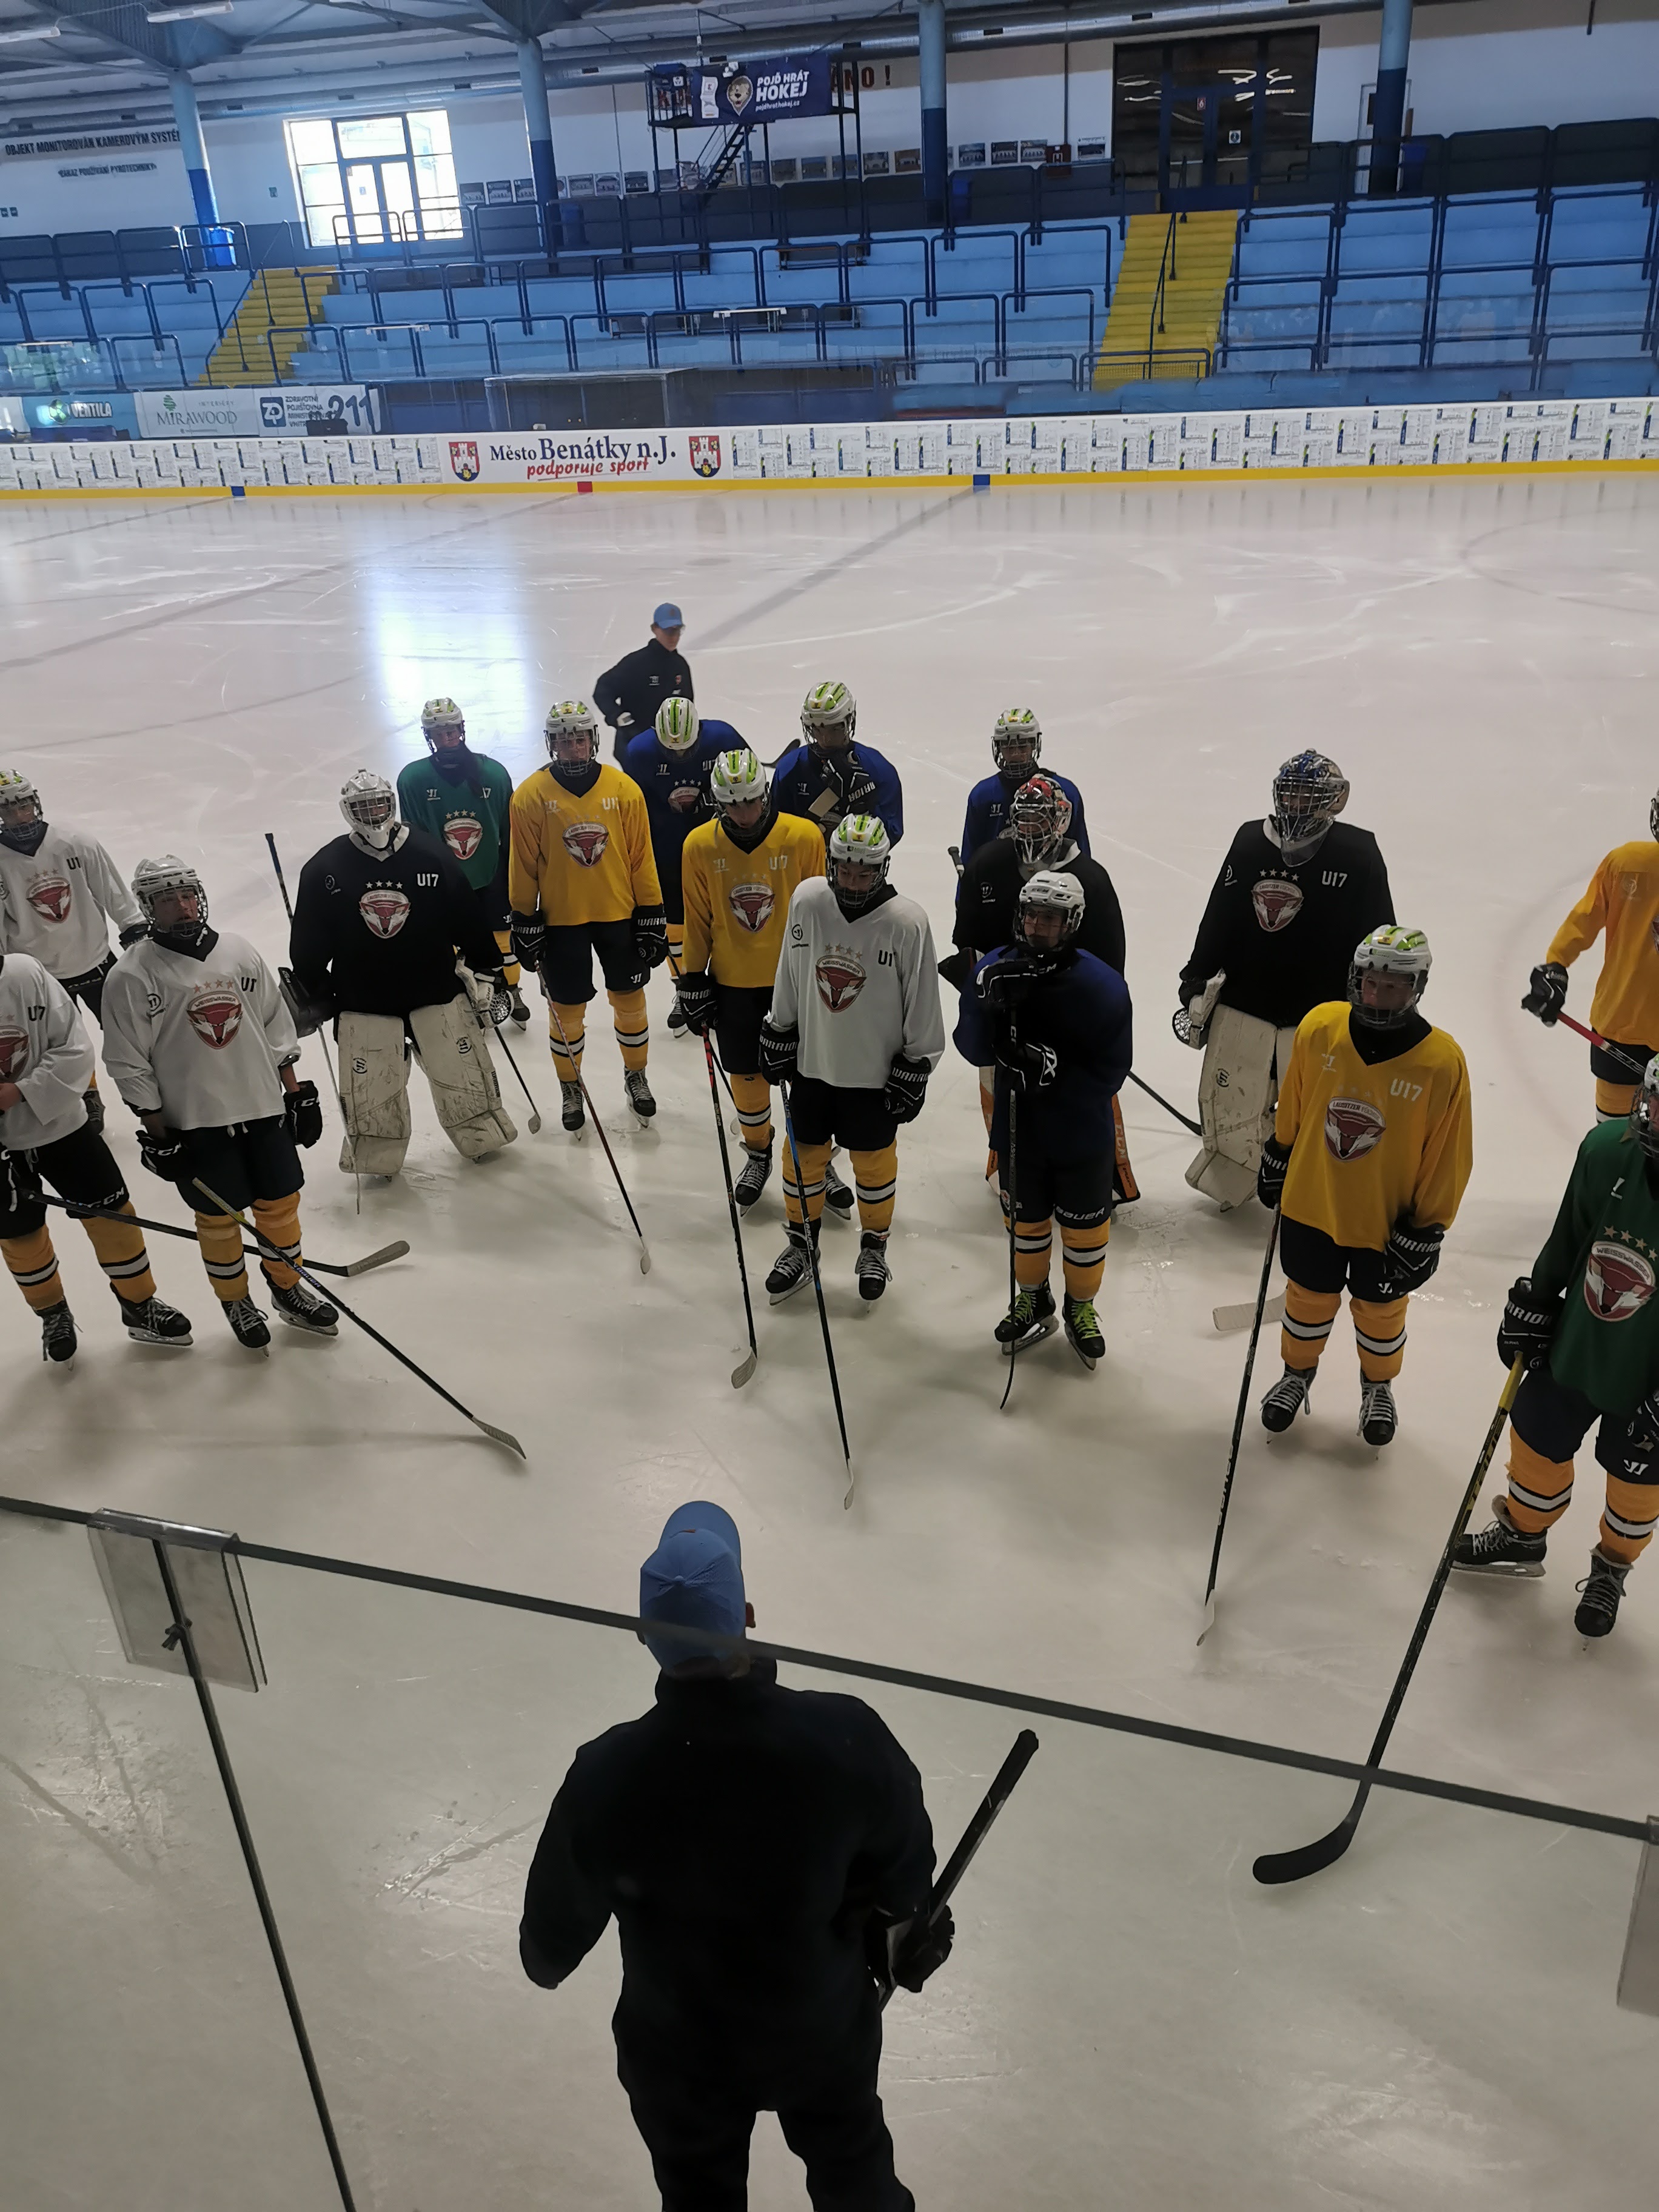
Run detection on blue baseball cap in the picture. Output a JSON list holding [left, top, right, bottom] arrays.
[[652, 602, 684, 631], [639, 1500, 745, 1671]]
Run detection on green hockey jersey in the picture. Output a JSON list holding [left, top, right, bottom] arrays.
[[1533, 1119, 1659, 1416], [395, 754, 513, 890]]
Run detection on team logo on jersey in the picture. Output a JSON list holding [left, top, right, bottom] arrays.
[[1324, 1096, 1386, 1161], [561, 819, 609, 868], [26, 876, 72, 923], [1252, 879, 1303, 933], [0, 1027, 29, 1080], [449, 439, 480, 482], [443, 814, 484, 863], [186, 985, 243, 1050], [689, 434, 722, 478], [1584, 1239, 1655, 1323], [815, 945, 867, 1013], [729, 881, 774, 933], [358, 886, 411, 939]]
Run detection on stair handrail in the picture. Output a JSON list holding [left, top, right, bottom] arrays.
[[1147, 209, 1178, 373]]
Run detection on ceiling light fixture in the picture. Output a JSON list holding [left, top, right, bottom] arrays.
[[0, 22, 62, 41], [145, 3, 234, 19]]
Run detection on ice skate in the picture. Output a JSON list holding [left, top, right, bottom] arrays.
[[766, 1222, 817, 1304], [666, 995, 689, 1036], [856, 1230, 891, 1304], [1453, 1496, 1547, 1577], [1358, 1379, 1397, 1447], [223, 1294, 271, 1351], [1575, 1547, 1632, 1638], [734, 1143, 773, 1212], [824, 1156, 854, 1221], [1261, 1366, 1312, 1432], [1063, 1293, 1103, 1370], [82, 1085, 104, 1134], [560, 1079, 585, 1133], [116, 1292, 192, 1347], [38, 1299, 77, 1365], [508, 987, 531, 1027], [625, 1069, 657, 1124], [997, 1282, 1057, 1353], [269, 1277, 339, 1337]]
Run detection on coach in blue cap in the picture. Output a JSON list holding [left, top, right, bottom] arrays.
[[520, 1501, 952, 2209], [595, 602, 694, 763]]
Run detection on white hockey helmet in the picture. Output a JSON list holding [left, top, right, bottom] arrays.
[[421, 696, 465, 743], [1017, 868, 1085, 950], [340, 768, 398, 851], [800, 680, 856, 746], [0, 769, 42, 822], [992, 708, 1043, 774], [132, 854, 208, 930], [710, 746, 768, 812], [655, 697, 702, 755], [1007, 776, 1073, 868], [827, 811, 891, 911], [544, 699, 598, 761], [1649, 790, 1659, 844], [1349, 924, 1431, 1031], [1632, 1056, 1659, 1161]]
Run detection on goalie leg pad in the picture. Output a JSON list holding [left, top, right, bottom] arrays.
[[1184, 1006, 1295, 1208], [338, 1010, 413, 1176], [409, 995, 517, 1161]]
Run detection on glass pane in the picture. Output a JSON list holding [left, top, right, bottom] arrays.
[[344, 163, 384, 243], [407, 108, 451, 156], [285, 117, 335, 165], [380, 162, 415, 218], [335, 113, 406, 158], [297, 163, 345, 209]]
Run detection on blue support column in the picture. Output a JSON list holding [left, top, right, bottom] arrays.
[[1369, 0, 1413, 197], [169, 72, 219, 230], [518, 37, 562, 249], [918, 0, 948, 224]]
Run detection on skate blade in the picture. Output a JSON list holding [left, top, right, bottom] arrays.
[[275, 1313, 339, 1337], [768, 1277, 811, 1307], [999, 1316, 1059, 1355], [1064, 1330, 1099, 1372], [126, 1331, 193, 1348], [1452, 1558, 1546, 1578]]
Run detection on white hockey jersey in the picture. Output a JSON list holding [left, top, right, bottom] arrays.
[[101, 930, 298, 1130], [0, 953, 94, 1151], [0, 826, 142, 980], [770, 880, 945, 1091]]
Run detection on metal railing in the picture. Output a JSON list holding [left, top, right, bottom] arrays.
[[1148, 211, 1179, 359]]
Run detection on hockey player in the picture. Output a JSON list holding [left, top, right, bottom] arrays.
[[290, 772, 515, 1178], [1455, 1056, 1659, 1635], [509, 701, 668, 1132], [759, 815, 945, 1304], [958, 709, 1090, 863], [953, 874, 1132, 1367], [101, 857, 336, 1350], [772, 684, 904, 846], [0, 951, 191, 1360], [1178, 752, 1393, 1210], [677, 748, 826, 1213], [0, 767, 147, 1132], [622, 698, 739, 1032], [594, 602, 692, 762], [1522, 796, 1659, 1122], [1256, 926, 1472, 1448], [395, 696, 530, 1027]]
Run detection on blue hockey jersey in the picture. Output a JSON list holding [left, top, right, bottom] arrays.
[[954, 946, 1131, 1164], [772, 740, 904, 846]]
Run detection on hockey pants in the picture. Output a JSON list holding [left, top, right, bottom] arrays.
[[1186, 1006, 1299, 1211], [1005, 1149, 1113, 1302], [784, 1139, 897, 1234], [0, 1125, 156, 1313], [337, 1002, 515, 1173], [1504, 1367, 1659, 1567], [1591, 1035, 1655, 1124], [1279, 1218, 1409, 1381], [548, 990, 649, 1084], [192, 1192, 303, 1305]]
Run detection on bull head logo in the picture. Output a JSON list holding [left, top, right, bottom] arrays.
[[26, 877, 72, 923], [0, 1027, 29, 1080], [444, 815, 484, 862], [358, 888, 412, 939], [1252, 879, 1304, 933], [729, 881, 774, 933], [186, 988, 243, 1050], [815, 947, 867, 1013], [1324, 1096, 1386, 1161], [562, 820, 610, 868], [1584, 1239, 1655, 1323]]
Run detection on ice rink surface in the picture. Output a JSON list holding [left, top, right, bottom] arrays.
[[2, 472, 1657, 2208]]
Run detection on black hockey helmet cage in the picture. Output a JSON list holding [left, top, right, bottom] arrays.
[[1272, 751, 1349, 852], [1348, 925, 1431, 1031], [1017, 868, 1085, 948], [1632, 1056, 1659, 1161], [1008, 776, 1074, 866]]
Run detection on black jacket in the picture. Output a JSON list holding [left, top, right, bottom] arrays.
[[594, 638, 693, 751], [290, 827, 501, 1017], [519, 1659, 934, 2082], [953, 841, 1127, 977], [1178, 820, 1393, 1031]]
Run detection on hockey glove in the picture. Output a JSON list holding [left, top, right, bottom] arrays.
[[1521, 962, 1568, 1027], [977, 952, 1041, 1011], [1626, 1391, 1659, 1453], [999, 1037, 1060, 1094], [1257, 1134, 1291, 1210], [632, 905, 670, 971], [866, 1908, 955, 1996], [278, 966, 337, 1041], [675, 971, 717, 1038], [485, 974, 514, 1028], [138, 1130, 191, 1188], [510, 913, 547, 974], [758, 1017, 798, 1086], [1497, 1275, 1561, 1371], [118, 922, 149, 949], [883, 1053, 931, 1125], [284, 1079, 324, 1150], [1381, 1219, 1443, 1294], [936, 947, 976, 993]]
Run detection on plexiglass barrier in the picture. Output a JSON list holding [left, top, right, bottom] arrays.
[[2, 1496, 1656, 2212]]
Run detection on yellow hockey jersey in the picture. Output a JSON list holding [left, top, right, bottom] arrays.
[[680, 811, 826, 988], [508, 763, 662, 928], [1546, 841, 1659, 1047], [1276, 1002, 1473, 1250]]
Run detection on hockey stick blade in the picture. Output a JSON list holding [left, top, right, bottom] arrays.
[[1125, 1069, 1203, 1138], [1252, 1809, 1362, 1886], [1215, 1292, 1285, 1335], [638, 1240, 652, 1275], [730, 1347, 757, 1389], [342, 1239, 411, 1276], [469, 1415, 528, 1459], [38, 1195, 404, 1281]]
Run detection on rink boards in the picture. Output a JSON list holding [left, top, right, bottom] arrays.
[[2, 394, 1656, 496]]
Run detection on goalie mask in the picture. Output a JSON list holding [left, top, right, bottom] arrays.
[[132, 854, 209, 936], [1272, 751, 1349, 863], [1632, 1056, 1659, 1163], [801, 680, 856, 749], [420, 697, 465, 747], [340, 768, 398, 852], [1007, 776, 1074, 870], [992, 708, 1043, 780], [655, 697, 702, 755], [1349, 924, 1431, 1032], [544, 700, 598, 765], [1016, 868, 1085, 954], [827, 812, 891, 913]]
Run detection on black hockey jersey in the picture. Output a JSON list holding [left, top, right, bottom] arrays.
[[290, 826, 501, 1017], [1179, 820, 1393, 1031], [953, 840, 1126, 977]]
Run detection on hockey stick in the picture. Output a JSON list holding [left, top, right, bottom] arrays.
[[545, 1000, 650, 1275], [1553, 1010, 1650, 1080], [1215, 1293, 1287, 1335], [1198, 1207, 1280, 1643], [779, 1077, 855, 1506], [264, 831, 361, 1216], [38, 1193, 407, 1279], [1252, 1358, 1526, 1884], [880, 1728, 1039, 2012], [999, 1007, 1022, 1414], [948, 843, 964, 880], [489, 1019, 542, 1134], [700, 1028, 759, 1388], [1125, 1069, 1202, 1138], [190, 1177, 525, 1460]]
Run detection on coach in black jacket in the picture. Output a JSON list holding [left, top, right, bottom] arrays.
[[594, 602, 694, 760], [520, 1501, 950, 2210]]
